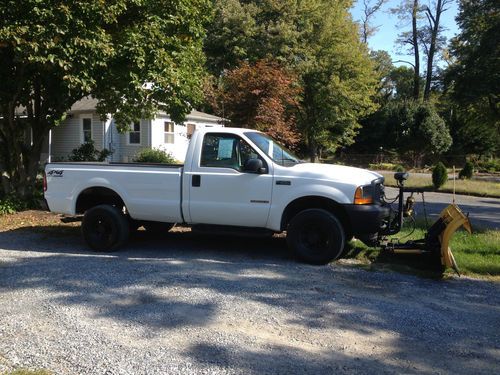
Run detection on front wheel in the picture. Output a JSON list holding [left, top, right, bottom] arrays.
[[82, 204, 129, 252], [286, 209, 345, 265]]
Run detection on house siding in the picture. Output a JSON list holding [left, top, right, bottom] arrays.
[[51, 113, 103, 160], [151, 115, 222, 162], [45, 99, 222, 163], [92, 113, 104, 151], [112, 119, 151, 162]]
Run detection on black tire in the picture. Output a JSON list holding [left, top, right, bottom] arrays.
[[82, 204, 129, 252], [286, 209, 345, 265], [143, 221, 175, 234]]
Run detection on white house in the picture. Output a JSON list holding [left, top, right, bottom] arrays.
[[44, 97, 224, 162]]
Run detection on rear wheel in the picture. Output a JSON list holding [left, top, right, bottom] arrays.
[[286, 209, 345, 265], [82, 204, 129, 252]]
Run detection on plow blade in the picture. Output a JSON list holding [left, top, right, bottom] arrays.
[[435, 204, 472, 275]]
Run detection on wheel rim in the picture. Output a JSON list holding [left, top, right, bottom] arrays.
[[87, 214, 115, 248], [298, 223, 331, 255]]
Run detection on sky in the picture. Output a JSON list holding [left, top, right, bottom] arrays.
[[350, 0, 460, 66]]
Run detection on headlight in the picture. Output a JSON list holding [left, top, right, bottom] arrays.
[[354, 185, 374, 205]]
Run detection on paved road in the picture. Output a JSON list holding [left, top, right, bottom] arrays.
[[0, 226, 499, 375], [385, 187, 500, 229]]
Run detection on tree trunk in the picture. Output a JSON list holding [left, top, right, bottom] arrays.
[[0, 98, 48, 200], [308, 136, 319, 162], [423, 0, 443, 100], [412, 0, 420, 100]]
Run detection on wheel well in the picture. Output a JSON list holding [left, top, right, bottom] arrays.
[[281, 196, 351, 237], [75, 187, 126, 214]]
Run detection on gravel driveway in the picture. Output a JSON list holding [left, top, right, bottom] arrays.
[[0, 226, 499, 374]]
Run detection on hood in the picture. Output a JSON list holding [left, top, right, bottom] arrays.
[[286, 163, 383, 186]]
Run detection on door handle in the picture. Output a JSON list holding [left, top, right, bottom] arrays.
[[192, 175, 201, 187]]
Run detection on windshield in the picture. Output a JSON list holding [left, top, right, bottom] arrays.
[[245, 132, 301, 166]]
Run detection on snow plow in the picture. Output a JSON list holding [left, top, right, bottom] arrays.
[[379, 172, 472, 275]]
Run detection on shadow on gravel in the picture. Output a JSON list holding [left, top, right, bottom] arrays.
[[0, 226, 499, 374]]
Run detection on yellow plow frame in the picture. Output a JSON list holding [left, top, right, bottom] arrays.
[[384, 203, 472, 276], [382, 172, 473, 276], [437, 204, 472, 275]]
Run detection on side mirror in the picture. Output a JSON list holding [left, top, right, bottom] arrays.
[[243, 158, 267, 174]]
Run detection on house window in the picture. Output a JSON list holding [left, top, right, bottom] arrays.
[[164, 122, 175, 144], [129, 121, 141, 145], [82, 118, 92, 143], [186, 123, 196, 139]]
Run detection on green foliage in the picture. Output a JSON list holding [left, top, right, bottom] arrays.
[[476, 158, 500, 173], [0, 194, 28, 215], [395, 164, 405, 172], [204, 0, 379, 160], [368, 162, 405, 171], [432, 162, 448, 189], [388, 66, 422, 100], [0, 0, 211, 199], [444, 0, 499, 153], [458, 161, 474, 179], [68, 141, 111, 162], [355, 100, 452, 166], [133, 148, 177, 164]]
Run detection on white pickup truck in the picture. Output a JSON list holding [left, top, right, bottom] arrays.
[[44, 127, 389, 264]]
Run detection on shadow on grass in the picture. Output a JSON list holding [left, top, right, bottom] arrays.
[[342, 241, 449, 279]]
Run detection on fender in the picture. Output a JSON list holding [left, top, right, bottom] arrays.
[[71, 178, 130, 215], [267, 183, 353, 231]]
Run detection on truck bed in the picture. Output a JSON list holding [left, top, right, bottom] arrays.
[[45, 162, 184, 223]]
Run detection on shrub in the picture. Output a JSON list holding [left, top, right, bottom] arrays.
[[68, 141, 112, 162], [133, 148, 177, 164], [394, 164, 405, 172], [368, 162, 399, 171], [432, 162, 448, 189], [476, 158, 500, 173], [458, 161, 474, 179], [0, 195, 27, 215]]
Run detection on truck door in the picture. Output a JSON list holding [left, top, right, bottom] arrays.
[[187, 132, 273, 227]]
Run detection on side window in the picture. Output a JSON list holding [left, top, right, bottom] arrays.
[[82, 118, 92, 143], [200, 133, 263, 171], [129, 121, 141, 145], [164, 121, 175, 143]]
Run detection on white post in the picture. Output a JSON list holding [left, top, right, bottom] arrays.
[[48, 129, 52, 163], [452, 165, 456, 204]]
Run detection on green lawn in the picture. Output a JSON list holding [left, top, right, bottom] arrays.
[[380, 171, 500, 198], [345, 222, 500, 279]]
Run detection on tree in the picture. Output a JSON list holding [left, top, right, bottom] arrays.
[[370, 50, 395, 103], [0, 0, 210, 198], [390, 66, 424, 100], [444, 0, 499, 150], [392, 0, 421, 99], [204, 0, 379, 160], [392, 0, 451, 101], [356, 100, 452, 166], [209, 60, 301, 148], [359, 0, 388, 44], [421, 0, 452, 100]]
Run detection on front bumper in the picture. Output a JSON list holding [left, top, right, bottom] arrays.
[[343, 203, 390, 244]]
